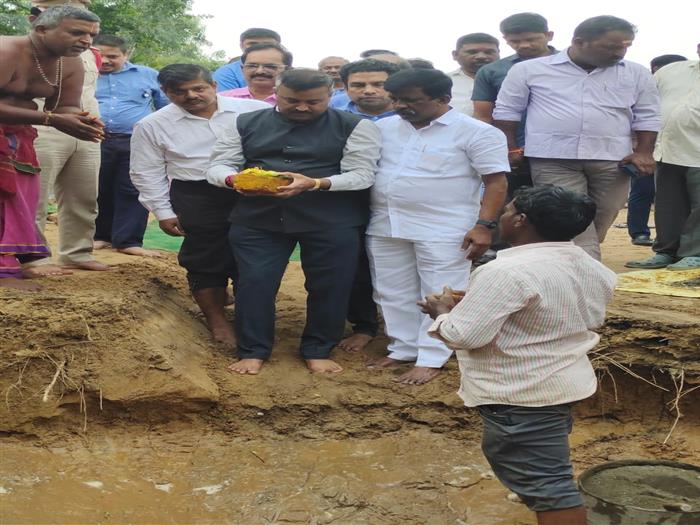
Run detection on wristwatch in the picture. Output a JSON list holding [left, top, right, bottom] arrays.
[[476, 219, 498, 230]]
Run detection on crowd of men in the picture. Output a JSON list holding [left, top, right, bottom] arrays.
[[1, 1, 699, 523]]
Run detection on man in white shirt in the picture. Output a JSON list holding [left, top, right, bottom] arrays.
[[366, 69, 509, 385], [448, 33, 500, 116], [627, 44, 700, 271], [421, 185, 617, 525], [493, 15, 661, 260], [130, 64, 267, 345]]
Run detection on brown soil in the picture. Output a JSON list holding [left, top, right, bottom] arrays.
[[1, 213, 699, 525]]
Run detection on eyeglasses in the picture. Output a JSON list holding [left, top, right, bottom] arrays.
[[243, 63, 284, 71]]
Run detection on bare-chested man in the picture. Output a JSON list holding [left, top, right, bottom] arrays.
[[0, 5, 104, 291]]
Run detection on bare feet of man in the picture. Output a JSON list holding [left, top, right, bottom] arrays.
[[305, 359, 343, 374], [22, 265, 73, 278], [366, 356, 411, 368], [210, 321, 235, 346], [117, 247, 164, 258], [62, 260, 110, 271], [394, 366, 441, 385], [337, 332, 373, 352], [228, 359, 264, 375], [0, 277, 42, 291], [93, 241, 111, 250]]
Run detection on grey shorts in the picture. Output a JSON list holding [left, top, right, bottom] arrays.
[[478, 403, 584, 512]]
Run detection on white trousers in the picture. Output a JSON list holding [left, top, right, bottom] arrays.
[[366, 235, 472, 367]]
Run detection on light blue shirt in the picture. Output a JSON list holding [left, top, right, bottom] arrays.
[[335, 100, 396, 121], [329, 89, 350, 108], [493, 50, 661, 161], [212, 60, 246, 92], [96, 62, 169, 134]]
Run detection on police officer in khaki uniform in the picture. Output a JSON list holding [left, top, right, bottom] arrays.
[[25, 0, 109, 276]]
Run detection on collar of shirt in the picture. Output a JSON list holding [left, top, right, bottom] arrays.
[[341, 101, 396, 120], [399, 107, 461, 131], [220, 87, 276, 105], [496, 241, 578, 259], [552, 49, 627, 70], [448, 68, 472, 78], [102, 61, 139, 75]]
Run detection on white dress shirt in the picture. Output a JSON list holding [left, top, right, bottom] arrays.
[[653, 60, 700, 167], [428, 242, 618, 407], [448, 68, 475, 116], [130, 95, 268, 220], [206, 114, 381, 192], [367, 109, 509, 242], [493, 50, 661, 161]]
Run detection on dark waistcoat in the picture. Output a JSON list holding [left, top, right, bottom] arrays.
[[231, 108, 368, 233]]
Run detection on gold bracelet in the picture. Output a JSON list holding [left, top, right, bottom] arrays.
[[43, 111, 53, 126], [311, 178, 322, 191]]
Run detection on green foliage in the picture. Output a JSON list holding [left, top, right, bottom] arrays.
[[0, 0, 225, 70], [0, 0, 31, 35]]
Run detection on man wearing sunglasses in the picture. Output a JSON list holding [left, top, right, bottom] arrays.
[[220, 43, 292, 105]]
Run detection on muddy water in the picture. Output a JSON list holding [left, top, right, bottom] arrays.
[[3, 418, 699, 525], [1, 427, 536, 525]]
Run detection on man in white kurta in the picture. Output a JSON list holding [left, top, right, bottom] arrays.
[[366, 68, 509, 385]]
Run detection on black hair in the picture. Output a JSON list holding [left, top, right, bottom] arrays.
[[240, 27, 280, 43], [278, 68, 333, 91], [650, 54, 687, 71], [158, 64, 213, 91], [93, 34, 128, 53], [360, 49, 397, 58], [407, 58, 435, 69], [339, 59, 400, 85], [573, 15, 636, 41], [241, 43, 293, 66], [455, 33, 499, 50], [384, 68, 453, 99], [32, 5, 100, 29], [499, 12, 549, 35], [513, 186, 596, 242]]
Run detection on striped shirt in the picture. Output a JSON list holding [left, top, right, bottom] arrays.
[[428, 242, 617, 407]]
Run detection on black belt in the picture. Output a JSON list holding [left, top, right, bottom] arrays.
[[104, 132, 132, 139]]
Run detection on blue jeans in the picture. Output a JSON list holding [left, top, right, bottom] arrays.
[[627, 174, 655, 238]]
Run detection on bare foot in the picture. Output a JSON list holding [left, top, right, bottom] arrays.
[[117, 247, 164, 258], [0, 277, 42, 291], [394, 366, 442, 385], [366, 356, 412, 369], [337, 332, 373, 352], [23, 265, 73, 278], [93, 240, 111, 250], [305, 359, 343, 374], [228, 359, 264, 375], [210, 322, 235, 346], [62, 260, 110, 271]]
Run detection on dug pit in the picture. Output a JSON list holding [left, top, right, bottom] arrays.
[[1, 229, 699, 524]]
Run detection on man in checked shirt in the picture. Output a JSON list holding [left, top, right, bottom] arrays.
[[421, 185, 617, 525]]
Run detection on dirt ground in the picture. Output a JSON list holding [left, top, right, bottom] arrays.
[[1, 213, 699, 525]]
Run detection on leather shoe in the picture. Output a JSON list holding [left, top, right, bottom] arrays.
[[631, 235, 654, 246]]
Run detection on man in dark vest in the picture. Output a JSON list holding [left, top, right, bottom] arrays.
[[207, 68, 381, 375]]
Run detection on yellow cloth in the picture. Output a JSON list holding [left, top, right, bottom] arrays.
[[616, 269, 700, 298]]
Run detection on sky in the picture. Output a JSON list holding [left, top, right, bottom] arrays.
[[191, 0, 698, 71]]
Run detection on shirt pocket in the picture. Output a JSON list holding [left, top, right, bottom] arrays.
[[602, 85, 636, 109], [416, 148, 455, 175]]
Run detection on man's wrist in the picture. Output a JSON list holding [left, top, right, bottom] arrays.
[[475, 219, 498, 230]]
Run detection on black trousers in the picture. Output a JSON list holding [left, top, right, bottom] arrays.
[[94, 136, 149, 248], [229, 224, 361, 360], [169, 180, 237, 291], [346, 233, 379, 336]]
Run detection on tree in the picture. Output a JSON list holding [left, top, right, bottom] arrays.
[[0, 0, 31, 35], [0, 0, 225, 70]]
